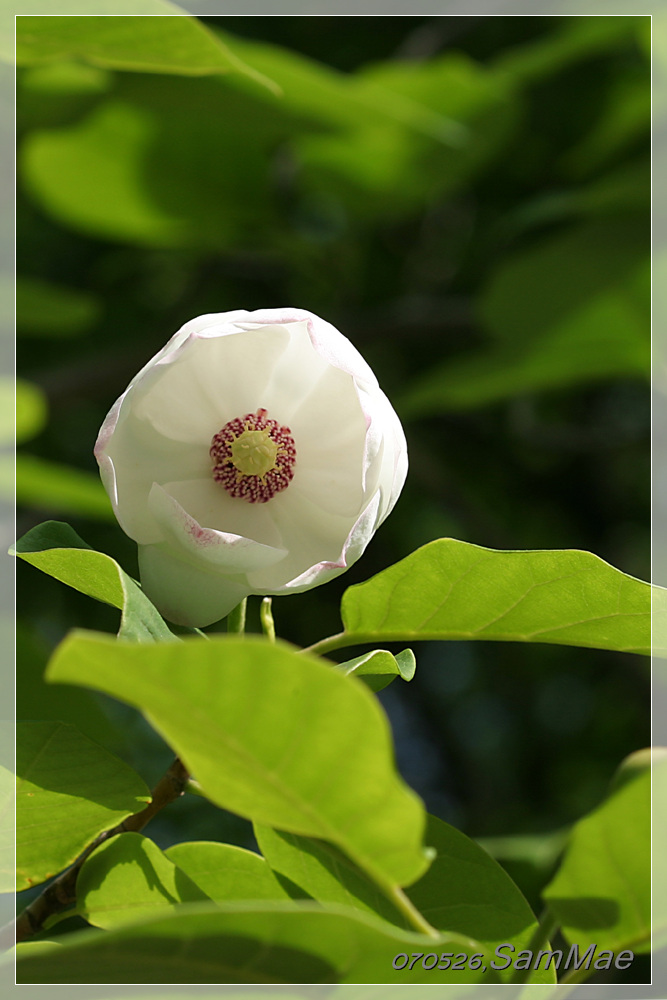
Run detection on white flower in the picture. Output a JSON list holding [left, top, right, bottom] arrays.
[[95, 308, 408, 627]]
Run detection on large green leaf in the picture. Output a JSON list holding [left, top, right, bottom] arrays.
[[16, 14, 277, 91], [14, 899, 495, 984], [256, 815, 555, 984], [315, 539, 653, 657], [47, 633, 432, 893], [165, 841, 302, 903], [16, 721, 150, 891], [76, 833, 211, 928], [12, 521, 175, 642], [543, 757, 652, 954]]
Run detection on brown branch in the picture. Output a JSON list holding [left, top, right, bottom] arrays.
[[6, 757, 190, 949]]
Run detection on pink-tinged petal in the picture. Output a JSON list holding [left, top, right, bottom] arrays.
[[147, 483, 287, 573], [260, 490, 383, 596]]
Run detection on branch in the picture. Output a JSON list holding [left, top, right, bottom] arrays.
[[7, 757, 190, 948]]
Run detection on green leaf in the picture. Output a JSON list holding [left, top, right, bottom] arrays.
[[16, 721, 150, 891], [12, 455, 115, 520], [543, 757, 652, 954], [14, 900, 495, 984], [323, 539, 653, 657], [256, 815, 555, 984], [255, 825, 412, 926], [476, 829, 569, 913], [165, 840, 301, 902], [12, 521, 175, 642], [47, 633, 432, 892], [16, 276, 101, 337], [405, 815, 555, 983], [334, 648, 416, 692], [76, 833, 211, 928], [16, 14, 278, 92]]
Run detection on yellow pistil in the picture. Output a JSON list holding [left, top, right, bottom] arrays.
[[230, 428, 279, 478]]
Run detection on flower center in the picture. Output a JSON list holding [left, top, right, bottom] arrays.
[[210, 408, 296, 504], [231, 429, 278, 478]]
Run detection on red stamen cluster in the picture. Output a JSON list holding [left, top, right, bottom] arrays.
[[210, 408, 296, 504]]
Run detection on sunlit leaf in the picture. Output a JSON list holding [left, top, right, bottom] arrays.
[[16, 13, 278, 92], [14, 899, 495, 984], [255, 825, 409, 926], [326, 539, 654, 657], [77, 833, 211, 928], [334, 648, 416, 692], [256, 815, 555, 983], [12, 521, 175, 642], [543, 757, 653, 954], [406, 815, 554, 981], [165, 840, 300, 902], [47, 633, 432, 890], [16, 721, 150, 891]]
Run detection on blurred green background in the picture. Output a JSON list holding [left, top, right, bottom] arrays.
[[15, 12, 650, 935]]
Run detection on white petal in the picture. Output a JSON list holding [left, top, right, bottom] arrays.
[[148, 483, 286, 573], [128, 324, 292, 445], [287, 363, 368, 518], [246, 489, 357, 592], [138, 543, 250, 627], [355, 382, 408, 525], [253, 490, 383, 595], [96, 324, 295, 542], [97, 405, 211, 544]]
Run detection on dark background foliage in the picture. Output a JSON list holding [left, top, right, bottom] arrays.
[[16, 12, 649, 932]]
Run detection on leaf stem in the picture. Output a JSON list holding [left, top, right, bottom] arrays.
[[260, 597, 276, 642], [301, 631, 350, 657], [386, 884, 440, 939], [226, 598, 247, 634], [510, 905, 560, 984], [6, 757, 190, 947]]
